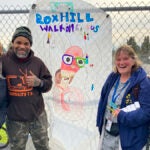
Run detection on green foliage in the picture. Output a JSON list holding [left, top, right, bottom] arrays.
[[126, 36, 150, 63], [141, 36, 150, 53], [127, 36, 140, 52]]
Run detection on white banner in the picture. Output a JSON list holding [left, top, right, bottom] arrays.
[[28, 0, 112, 149]]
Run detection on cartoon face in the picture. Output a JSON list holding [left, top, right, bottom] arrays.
[[61, 46, 85, 73], [54, 69, 61, 84]]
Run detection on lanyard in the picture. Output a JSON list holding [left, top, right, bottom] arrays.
[[110, 77, 130, 109]]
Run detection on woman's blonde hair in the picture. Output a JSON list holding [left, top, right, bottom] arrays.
[[0, 42, 3, 56], [113, 45, 142, 73]]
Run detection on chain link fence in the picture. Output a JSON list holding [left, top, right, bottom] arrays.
[[0, 1, 150, 150], [0, 1, 150, 72]]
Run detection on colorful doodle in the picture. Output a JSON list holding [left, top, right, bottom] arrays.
[[52, 46, 86, 119]]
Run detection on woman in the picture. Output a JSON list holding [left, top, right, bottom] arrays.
[[96, 45, 150, 150]]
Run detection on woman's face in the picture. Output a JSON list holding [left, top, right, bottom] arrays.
[[115, 51, 135, 76]]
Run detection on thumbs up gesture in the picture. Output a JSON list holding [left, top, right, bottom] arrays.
[[25, 71, 41, 87]]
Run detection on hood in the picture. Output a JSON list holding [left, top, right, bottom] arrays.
[[129, 67, 146, 87], [109, 67, 147, 89], [6, 48, 34, 64]]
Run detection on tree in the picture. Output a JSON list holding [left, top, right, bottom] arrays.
[[141, 36, 150, 54], [127, 36, 140, 52]]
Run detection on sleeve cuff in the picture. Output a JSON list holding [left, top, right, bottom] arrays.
[[40, 80, 44, 87]]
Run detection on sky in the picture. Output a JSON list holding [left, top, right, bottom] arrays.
[[0, 0, 149, 49], [0, 0, 149, 7]]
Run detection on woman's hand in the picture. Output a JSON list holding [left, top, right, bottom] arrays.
[[112, 108, 121, 117]]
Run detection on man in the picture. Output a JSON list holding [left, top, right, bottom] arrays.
[[1, 26, 52, 150]]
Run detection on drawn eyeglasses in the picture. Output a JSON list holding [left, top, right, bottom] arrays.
[[62, 54, 86, 68]]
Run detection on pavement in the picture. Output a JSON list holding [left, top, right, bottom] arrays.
[[0, 136, 35, 150]]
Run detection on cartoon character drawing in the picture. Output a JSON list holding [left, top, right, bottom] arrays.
[[52, 46, 87, 120]]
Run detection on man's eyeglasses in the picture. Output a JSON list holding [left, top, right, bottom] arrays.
[[62, 54, 86, 68]]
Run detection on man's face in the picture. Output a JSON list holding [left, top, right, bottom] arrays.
[[12, 36, 31, 58]]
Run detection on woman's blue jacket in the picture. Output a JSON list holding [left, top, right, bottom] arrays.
[[96, 67, 150, 150]]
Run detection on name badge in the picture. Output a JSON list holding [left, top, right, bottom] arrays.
[[105, 119, 112, 131]]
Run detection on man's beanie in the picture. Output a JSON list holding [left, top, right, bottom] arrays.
[[12, 26, 33, 46]]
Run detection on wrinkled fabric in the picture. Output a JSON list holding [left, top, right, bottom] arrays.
[[2, 50, 52, 121], [0, 78, 8, 127], [7, 110, 50, 150]]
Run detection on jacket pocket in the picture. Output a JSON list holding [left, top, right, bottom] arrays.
[[120, 125, 147, 148]]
